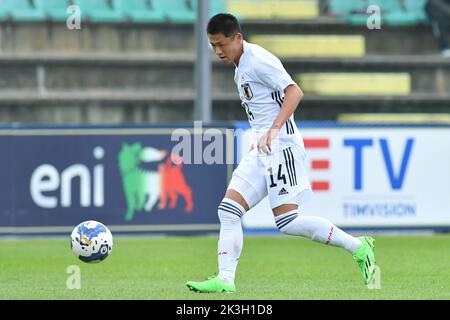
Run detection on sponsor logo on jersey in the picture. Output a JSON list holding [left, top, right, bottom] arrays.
[[278, 187, 289, 196]]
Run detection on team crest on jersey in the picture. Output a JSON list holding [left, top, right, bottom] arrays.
[[241, 83, 253, 100]]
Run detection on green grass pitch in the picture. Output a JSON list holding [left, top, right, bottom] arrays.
[[0, 235, 449, 299]]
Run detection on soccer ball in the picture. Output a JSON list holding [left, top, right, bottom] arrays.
[[70, 220, 113, 263]]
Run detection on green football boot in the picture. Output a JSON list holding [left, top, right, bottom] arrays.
[[353, 236, 376, 285], [186, 275, 236, 293]]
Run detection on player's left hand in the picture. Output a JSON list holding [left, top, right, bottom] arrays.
[[258, 128, 279, 154]]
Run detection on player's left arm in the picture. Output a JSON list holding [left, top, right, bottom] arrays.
[[258, 84, 303, 154]]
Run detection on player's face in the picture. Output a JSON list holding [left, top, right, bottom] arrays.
[[208, 32, 243, 64]]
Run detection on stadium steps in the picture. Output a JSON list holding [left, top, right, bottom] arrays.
[[249, 35, 365, 57], [0, 89, 448, 123], [297, 73, 412, 95], [0, 53, 447, 94], [0, 89, 447, 105], [226, 0, 319, 20]]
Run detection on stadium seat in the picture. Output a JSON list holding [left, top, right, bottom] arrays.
[[191, 0, 227, 18], [113, 0, 165, 23], [34, 0, 70, 21], [327, 0, 366, 15], [272, 0, 319, 19], [330, 0, 429, 26], [152, 0, 196, 23], [0, 0, 46, 21], [297, 73, 411, 95], [208, 0, 227, 17], [226, 0, 273, 19], [249, 35, 366, 57], [0, 6, 6, 21], [226, 0, 319, 20], [73, 0, 124, 22], [384, 0, 428, 25]]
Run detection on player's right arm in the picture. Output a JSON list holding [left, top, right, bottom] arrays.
[[250, 52, 301, 154], [257, 84, 303, 154]]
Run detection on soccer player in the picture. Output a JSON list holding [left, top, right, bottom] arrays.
[[186, 13, 376, 293]]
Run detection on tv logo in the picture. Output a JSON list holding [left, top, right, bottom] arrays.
[[344, 138, 414, 191], [304, 138, 330, 192], [304, 136, 414, 193]]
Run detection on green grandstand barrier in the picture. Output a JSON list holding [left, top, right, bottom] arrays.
[[153, 0, 195, 23], [0, 0, 46, 21], [330, 0, 428, 26], [73, 0, 124, 22], [113, 0, 165, 23], [328, 0, 365, 15], [384, 0, 428, 25], [34, 0, 70, 21], [192, 0, 227, 18], [0, 6, 6, 21]]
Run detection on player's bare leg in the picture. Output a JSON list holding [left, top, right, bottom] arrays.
[[186, 189, 248, 293], [273, 203, 376, 284]]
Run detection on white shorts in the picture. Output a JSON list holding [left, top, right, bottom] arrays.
[[228, 144, 312, 210]]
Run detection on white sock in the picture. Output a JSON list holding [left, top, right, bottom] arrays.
[[217, 198, 245, 285], [275, 210, 361, 254]]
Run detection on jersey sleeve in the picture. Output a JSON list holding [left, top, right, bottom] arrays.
[[252, 54, 296, 92]]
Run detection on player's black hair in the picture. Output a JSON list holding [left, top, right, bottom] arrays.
[[207, 13, 242, 38]]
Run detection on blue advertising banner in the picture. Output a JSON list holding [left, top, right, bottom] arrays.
[[236, 122, 450, 232], [0, 126, 234, 234]]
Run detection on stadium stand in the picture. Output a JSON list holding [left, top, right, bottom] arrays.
[[0, 0, 448, 124]]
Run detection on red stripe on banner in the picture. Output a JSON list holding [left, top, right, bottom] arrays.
[[311, 160, 329, 170], [304, 139, 329, 148], [312, 181, 330, 191]]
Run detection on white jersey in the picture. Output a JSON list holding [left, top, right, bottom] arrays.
[[234, 40, 305, 153]]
